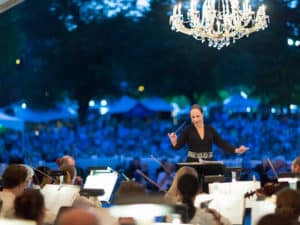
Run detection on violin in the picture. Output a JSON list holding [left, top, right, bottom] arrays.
[[244, 181, 289, 199]]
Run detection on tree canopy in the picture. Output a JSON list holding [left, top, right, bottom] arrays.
[[0, 0, 299, 121]]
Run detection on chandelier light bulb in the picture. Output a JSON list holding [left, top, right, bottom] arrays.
[[169, 0, 270, 49]]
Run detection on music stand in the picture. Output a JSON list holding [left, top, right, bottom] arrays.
[[177, 161, 225, 192], [225, 167, 243, 182], [83, 167, 119, 204]]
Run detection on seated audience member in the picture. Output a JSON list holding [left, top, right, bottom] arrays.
[[165, 166, 198, 203], [177, 174, 231, 225], [275, 188, 300, 223], [55, 207, 101, 225], [14, 189, 45, 225], [0, 164, 28, 218]]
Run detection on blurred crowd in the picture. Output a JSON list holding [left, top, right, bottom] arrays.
[[0, 110, 299, 181]]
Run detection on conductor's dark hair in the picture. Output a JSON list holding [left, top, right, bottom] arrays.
[[190, 104, 203, 113]]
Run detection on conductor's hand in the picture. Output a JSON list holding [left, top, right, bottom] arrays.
[[168, 132, 177, 146], [234, 145, 249, 154]]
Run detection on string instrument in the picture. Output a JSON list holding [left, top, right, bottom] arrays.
[[32, 167, 58, 183], [136, 169, 167, 193], [244, 181, 289, 199], [150, 154, 174, 177], [26, 155, 57, 184]]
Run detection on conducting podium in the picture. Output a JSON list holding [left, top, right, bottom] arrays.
[[177, 160, 226, 192]]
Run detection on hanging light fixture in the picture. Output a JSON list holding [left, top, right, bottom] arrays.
[[170, 0, 269, 49]]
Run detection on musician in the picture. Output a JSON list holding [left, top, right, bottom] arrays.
[[156, 162, 176, 191], [168, 104, 248, 162], [32, 166, 53, 189], [165, 166, 198, 203], [0, 164, 29, 218], [275, 188, 300, 223], [291, 156, 300, 173]]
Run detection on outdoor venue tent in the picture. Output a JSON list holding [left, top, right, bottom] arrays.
[[108, 96, 138, 114], [0, 112, 24, 131], [223, 93, 260, 113], [109, 96, 173, 117], [13, 107, 77, 123], [140, 97, 173, 112]]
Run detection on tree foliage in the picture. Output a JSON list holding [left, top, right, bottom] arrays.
[[0, 0, 299, 120]]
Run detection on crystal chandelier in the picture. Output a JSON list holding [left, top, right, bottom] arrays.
[[170, 0, 269, 49]]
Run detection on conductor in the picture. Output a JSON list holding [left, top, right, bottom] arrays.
[[168, 104, 248, 162]]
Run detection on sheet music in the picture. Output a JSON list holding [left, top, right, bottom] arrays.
[[0, 219, 36, 225], [209, 181, 261, 208], [208, 194, 245, 225], [41, 184, 80, 215], [84, 171, 118, 203], [251, 200, 276, 225]]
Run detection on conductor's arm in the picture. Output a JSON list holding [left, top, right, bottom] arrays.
[[168, 132, 177, 147]]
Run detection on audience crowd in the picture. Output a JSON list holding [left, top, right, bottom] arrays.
[[1, 110, 300, 164]]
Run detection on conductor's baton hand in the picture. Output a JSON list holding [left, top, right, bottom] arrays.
[[168, 132, 177, 146], [168, 132, 176, 138]]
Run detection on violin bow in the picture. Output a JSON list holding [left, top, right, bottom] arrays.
[[267, 158, 279, 179], [136, 169, 167, 193]]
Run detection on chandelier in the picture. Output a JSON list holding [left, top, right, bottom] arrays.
[[170, 0, 269, 49]]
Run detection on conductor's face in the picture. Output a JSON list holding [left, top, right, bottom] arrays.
[[190, 108, 203, 125]]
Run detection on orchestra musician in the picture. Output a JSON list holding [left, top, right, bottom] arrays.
[[291, 156, 300, 173]]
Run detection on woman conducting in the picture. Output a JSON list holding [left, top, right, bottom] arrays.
[[168, 104, 248, 162]]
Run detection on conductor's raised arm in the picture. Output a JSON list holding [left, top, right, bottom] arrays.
[[168, 132, 177, 147]]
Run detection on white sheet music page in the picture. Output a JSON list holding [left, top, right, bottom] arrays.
[[208, 194, 245, 225], [84, 171, 118, 203], [41, 184, 80, 215], [0, 219, 36, 225]]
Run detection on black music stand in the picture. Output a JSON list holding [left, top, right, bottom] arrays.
[[225, 167, 243, 182], [177, 161, 225, 193]]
